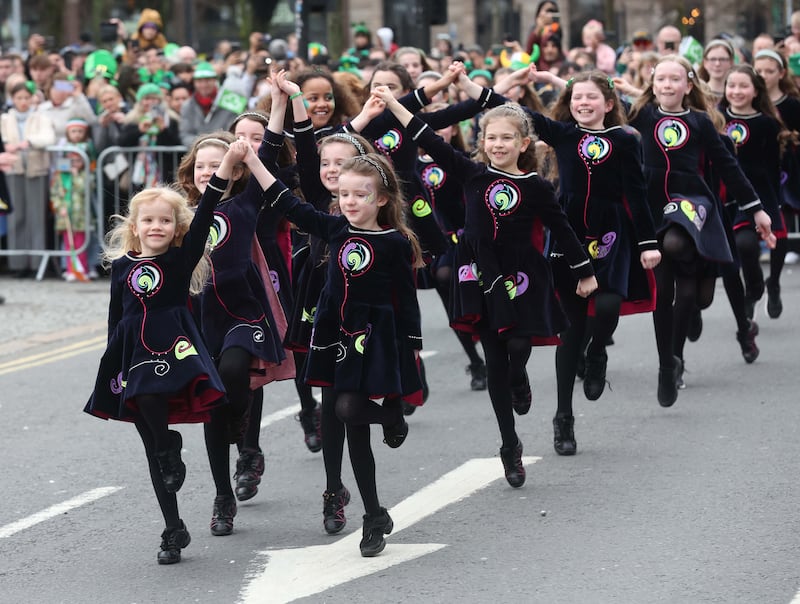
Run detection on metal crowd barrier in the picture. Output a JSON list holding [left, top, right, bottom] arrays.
[[0, 145, 92, 281]]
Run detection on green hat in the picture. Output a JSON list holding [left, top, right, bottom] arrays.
[[789, 53, 800, 77], [136, 82, 162, 102], [468, 69, 493, 83], [163, 42, 179, 59], [84, 49, 118, 80], [193, 61, 217, 80]]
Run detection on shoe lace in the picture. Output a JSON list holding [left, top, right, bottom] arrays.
[[323, 490, 346, 521]]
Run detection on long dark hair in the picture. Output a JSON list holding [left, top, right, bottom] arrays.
[[549, 70, 626, 127]]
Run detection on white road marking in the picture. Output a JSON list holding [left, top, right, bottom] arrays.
[[239, 456, 540, 604], [0, 486, 123, 539], [789, 589, 800, 604]]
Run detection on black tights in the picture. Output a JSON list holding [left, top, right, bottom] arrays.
[[328, 391, 401, 516], [135, 418, 180, 529], [205, 347, 252, 497], [654, 227, 716, 366], [240, 387, 262, 453], [478, 326, 530, 449], [434, 264, 483, 365], [555, 290, 622, 417], [135, 392, 170, 452], [294, 351, 319, 414], [735, 228, 764, 301], [720, 257, 750, 334], [769, 236, 788, 286]]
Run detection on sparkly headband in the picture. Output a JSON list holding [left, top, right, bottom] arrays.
[[356, 155, 389, 187], [197, 137, 231, 149], [755, 49, 785, 68], [326, 133, 367, 156], [236, 111, 268, 124]]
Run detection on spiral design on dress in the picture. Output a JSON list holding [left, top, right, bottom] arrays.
[[207, 214, 230, 251], [129, 262, 162, 296], [422, 165, 446, 189], [656, 117, 689, 149], [411, 197, 433, 217], [725, 121, 749, 146], [340, 238, 373, 276], [376, 129, 402, 153], [579, 134, 611, 164], [486, 180, 520, 214]]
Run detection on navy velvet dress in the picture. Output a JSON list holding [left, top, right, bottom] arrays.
[[264, 182, 423, 401], [85, 175, 229, 423]]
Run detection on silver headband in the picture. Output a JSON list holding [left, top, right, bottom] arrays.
[[326, 133, 367, 156], [357, 155, 389, 187], [197, 137, 231, 149]]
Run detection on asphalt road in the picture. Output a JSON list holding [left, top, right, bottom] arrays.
[[1, 267, 799, 604]]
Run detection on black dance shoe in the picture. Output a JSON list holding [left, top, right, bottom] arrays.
[[157, 520, 191, 565], [687, 308, 703, 342], [298, 405, 322, 453], [553, 416, 577, 456], [359, 508, 394, 557], [210, 495, 237, 536], [657, 356, 680, 407], [234, 448, 265, 501], [736, 320, 760, 364], [499, 439, 526, 488], [766, 277, 782, 319], [322, 486, 351, 535], [466, 361, 487, 391], [583, 350, 608, 401], [155, 430, 186, 494], [510, 373, 532, 415], [383, 414, 409, 448]]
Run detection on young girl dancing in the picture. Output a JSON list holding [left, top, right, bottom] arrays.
[[627, 55, 775, 406], [754, 49, 800, 318], [84, 143, 244, 563], [520, 68, 660, 454], [258, 147, 424, 557], [720, 65, 787, 321], [176, 133, 291, 536], [373, 83, 597, 487], [268, 71, 391, 537]]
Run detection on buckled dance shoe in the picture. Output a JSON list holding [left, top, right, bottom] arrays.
[[499, 439, 526, 488]]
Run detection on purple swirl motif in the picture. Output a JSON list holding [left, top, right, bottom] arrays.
[[422, 165, 446, 189], [485, 180, 520, 214], [110, 371, 125, 395], [590, 231, 617, 259], [725, 121, 749, 146], [340, 238, 373, 276], [458, 262, 480, 282], [269, 270, 280, 293], [656, 117, 689, 149], [129, 262, 162, 296], [376, 129, 402, 153], [579, 134, 611, 164], [504, 271, 529, 299]]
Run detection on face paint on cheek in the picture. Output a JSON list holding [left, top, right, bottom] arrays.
[[365, 182, 376, 204]]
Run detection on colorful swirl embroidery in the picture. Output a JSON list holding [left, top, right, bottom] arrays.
[[421, 165, 446, 189], [458, 262, 480, 282], [504, 272, 530, 299], [578, 134, 611, 164], [208, 213, 230, 251], [174, 338, 198, 360], [129, 262, 162, 297], [655, 117, 689, 149], [725, 121, 749, 146], [411, 197, 433, 217], [340, 238, 373, 276], [376, 129, 402, 153], [485, 180, 521, 214], [588, 232, 617, 259]]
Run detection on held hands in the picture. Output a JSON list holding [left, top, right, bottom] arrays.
[[640, 249, 662, 270], [576, 275, 599, 298], [753, 210, 777, 249]]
